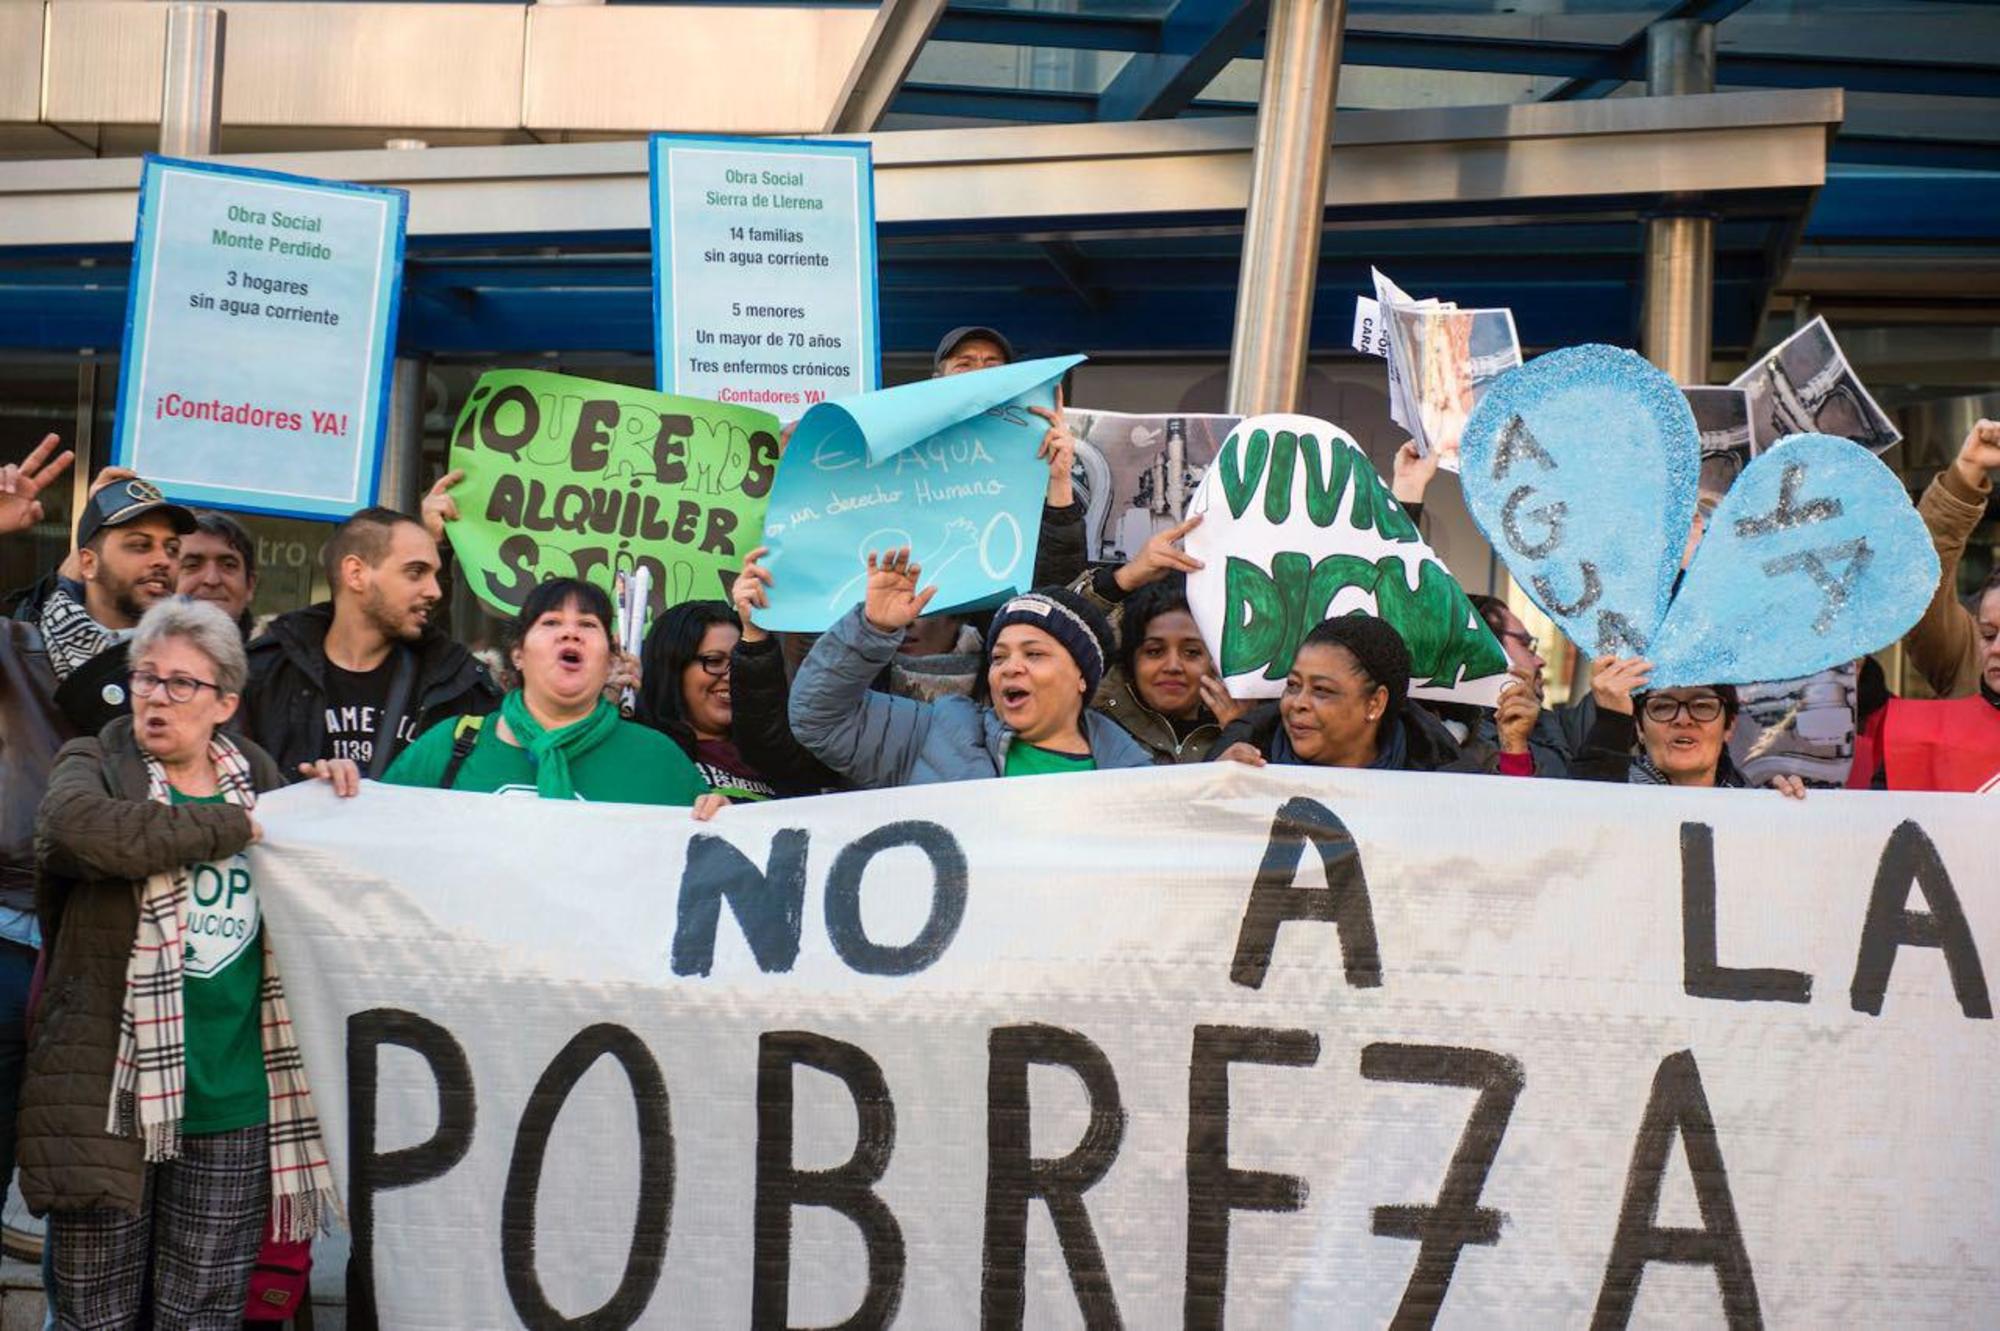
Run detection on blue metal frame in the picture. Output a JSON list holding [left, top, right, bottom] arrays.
[[648, 133, 882, 399], [110, 153, 407, 523], [1096, 0, 1265, 120]]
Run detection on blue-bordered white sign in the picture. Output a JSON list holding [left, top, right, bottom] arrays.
[[650, 134, 879, 417], [113, 155, 407, 522]]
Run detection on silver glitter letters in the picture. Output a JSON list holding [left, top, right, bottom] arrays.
[[1532, 562, 1602, 618], [1733, 464, 1841, 539], [1762, 538, 1872, 633], [1500, 485, 1567, 560], [1491, 415, 1556, 481]]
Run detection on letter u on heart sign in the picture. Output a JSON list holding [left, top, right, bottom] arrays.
[[1459, 346, 1700, 657]]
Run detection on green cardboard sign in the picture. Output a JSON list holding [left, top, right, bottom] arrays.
[[446, 370, 780, 620]]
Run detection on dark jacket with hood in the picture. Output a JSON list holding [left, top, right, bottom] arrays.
[[241, 603, 501, 780], [1208, 699, 1478, 773], [19, 717, 285, 1216]]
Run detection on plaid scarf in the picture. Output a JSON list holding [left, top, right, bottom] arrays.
[[113, 733, 339, 1242], [39, 582, 121, 681]]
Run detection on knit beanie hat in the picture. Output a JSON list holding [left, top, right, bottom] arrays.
[[986, 588, 1116, 697], [1299, 615, 1413, 720]]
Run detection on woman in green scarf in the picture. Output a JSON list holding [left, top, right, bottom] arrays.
[[384, 578, 720, 813]]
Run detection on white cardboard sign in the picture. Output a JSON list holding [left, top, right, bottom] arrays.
[[1184, 413, 1508, 703]]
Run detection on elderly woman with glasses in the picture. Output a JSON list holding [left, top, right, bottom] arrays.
[[1573, 658, 1808, 797], [21, 597, 352, 1329]]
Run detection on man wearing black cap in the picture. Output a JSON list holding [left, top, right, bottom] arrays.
[[8, 471, 195, 732], [932, 326, 1088, 602]]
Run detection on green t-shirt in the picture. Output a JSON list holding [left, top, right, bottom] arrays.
[[169, 789, 268, 1136], [382, 714, 708, 806], [1003, 742, 1097, 779]]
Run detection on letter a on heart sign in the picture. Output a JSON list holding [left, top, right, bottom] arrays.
[[1185, 414, 1508, 704]]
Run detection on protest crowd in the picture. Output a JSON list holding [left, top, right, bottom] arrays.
[[0, 314, 1993, 1329]]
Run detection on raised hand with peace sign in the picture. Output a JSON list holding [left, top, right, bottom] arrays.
[[0, 434, 76, 537]]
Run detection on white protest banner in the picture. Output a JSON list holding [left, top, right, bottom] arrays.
[[255, 768, 1997, 1327], [1183, 414, 1508, 704]]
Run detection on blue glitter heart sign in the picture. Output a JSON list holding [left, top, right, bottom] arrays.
[[1459, 345, 1699, 657], [1648, 433, 1939, 687]]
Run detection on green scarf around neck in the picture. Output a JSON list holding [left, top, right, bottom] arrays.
[[500, 690, 623, 799]]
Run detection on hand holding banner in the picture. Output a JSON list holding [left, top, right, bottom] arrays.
[[756, 355, 1086, 632], [445, 370, 780, 620]]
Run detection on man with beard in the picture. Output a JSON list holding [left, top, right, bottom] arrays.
[[8, 472, 195, 732], [242, 506, 500, 781]]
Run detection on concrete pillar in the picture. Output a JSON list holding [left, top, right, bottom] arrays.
[[1225, 0, 1348, 416], [379, 357, 428, 513], [159, 4, 225, 157], [1639, 18, 1716, 385]]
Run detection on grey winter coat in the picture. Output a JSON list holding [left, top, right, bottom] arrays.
[[790, 606, 1154, 785]]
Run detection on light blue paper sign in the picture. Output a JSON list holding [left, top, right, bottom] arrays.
[[650, 135, 880, 413], [1459, 345, 1699, 657], [1649, 433, 1939, 687], [758, 354, 1086, 632], [112, 155, 406, 521]]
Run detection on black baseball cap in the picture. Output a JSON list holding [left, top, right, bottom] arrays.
[[934, 326, 1016, 369], [76, 477, 197, 549]]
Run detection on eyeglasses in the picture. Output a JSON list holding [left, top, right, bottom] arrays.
[[692, 652, 731, 677], [1498, 630, 1540, 654], [131, 670, 222, 704], [1642, 694, 1725, 724]]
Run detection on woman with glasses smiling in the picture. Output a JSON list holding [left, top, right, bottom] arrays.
[[22, 597, 352, 1328], [639, 600, 782, 801], [1575, 662, 1808, 798]]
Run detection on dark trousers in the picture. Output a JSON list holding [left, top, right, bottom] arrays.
[[0, 938, 37, 1192]]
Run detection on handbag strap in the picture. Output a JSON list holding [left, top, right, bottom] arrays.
[[439, 713, 486, 790]]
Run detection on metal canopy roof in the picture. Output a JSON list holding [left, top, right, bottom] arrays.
[[0, 91, 1841, 357], [0, 1, 1995, 360]]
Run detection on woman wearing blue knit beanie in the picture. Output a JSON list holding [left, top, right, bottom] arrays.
[[789, 547, 1154, 785]]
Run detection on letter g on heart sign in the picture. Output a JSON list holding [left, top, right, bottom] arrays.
[[1461, 347, 1939, 686]]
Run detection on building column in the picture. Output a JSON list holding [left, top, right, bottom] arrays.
[[1639, 18, 1716, 385], [379, 358, 429, 512], [1225, 0, 1349, 417], [159, 4, 225, 156]]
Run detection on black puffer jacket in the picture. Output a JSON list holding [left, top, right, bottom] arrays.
[[20, 718, 284, 1216], [241, 603, 500, 780]]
